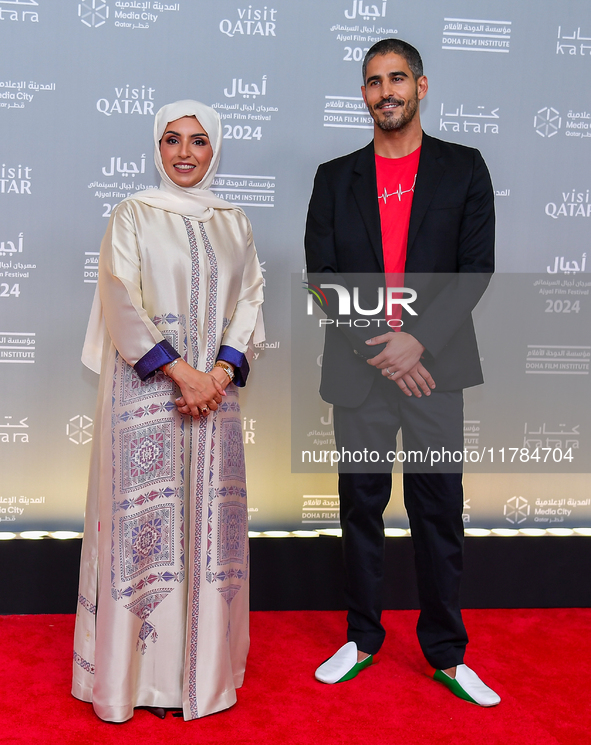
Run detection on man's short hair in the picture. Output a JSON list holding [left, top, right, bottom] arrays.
[[362, 39, 424, 83]]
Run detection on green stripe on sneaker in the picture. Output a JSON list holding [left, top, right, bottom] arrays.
[[337, 654, 373, 683], [433, 669, 479, 705]]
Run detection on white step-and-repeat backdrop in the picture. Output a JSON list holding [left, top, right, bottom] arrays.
[[1, 0, 590, 532]]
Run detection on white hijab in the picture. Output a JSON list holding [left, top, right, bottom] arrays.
[[126, 99, 236, 221]]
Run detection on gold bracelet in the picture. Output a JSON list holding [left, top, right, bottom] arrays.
[[214, 361, 235, 381]]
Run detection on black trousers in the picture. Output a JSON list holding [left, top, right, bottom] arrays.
[[333, 374, 468, 669]]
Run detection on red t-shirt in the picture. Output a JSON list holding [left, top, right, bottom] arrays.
[[375, 146, 421, 274], [375, 147, 421, 327]]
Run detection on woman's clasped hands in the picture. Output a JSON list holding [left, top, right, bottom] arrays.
[[163, 359, 231, 417]]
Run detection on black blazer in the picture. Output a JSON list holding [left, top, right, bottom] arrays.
[[304, 133, 495, 407]]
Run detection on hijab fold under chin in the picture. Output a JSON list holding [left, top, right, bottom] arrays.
[[123, 99, 237, 221]]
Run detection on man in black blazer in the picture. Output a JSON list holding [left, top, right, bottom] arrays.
[[305, 39, 500, 706]]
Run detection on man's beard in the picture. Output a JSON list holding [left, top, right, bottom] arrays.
[[372, 93, 419, 132]]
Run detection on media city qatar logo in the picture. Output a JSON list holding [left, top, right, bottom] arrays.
[[67, 415, 93, 445], [78, 0, 109, 27], [534, 107, 561, 138], [504, 496, 530, 525], [304, 281, 417, 328], [78, 0, 180, 29]]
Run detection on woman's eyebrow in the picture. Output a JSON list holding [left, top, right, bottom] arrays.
[[164, 130, 209, 138]]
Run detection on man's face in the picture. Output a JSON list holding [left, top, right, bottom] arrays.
[[361, 53, 427, 132]]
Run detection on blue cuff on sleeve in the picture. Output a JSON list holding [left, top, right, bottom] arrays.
[[217, 345, 249, 387], [135, 340, 180, 381]]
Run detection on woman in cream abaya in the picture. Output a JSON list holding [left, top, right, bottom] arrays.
[[72, 100, 264, 722]]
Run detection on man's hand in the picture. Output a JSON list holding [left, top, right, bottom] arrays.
[[365, 332, 435, 397], [388, 362, 435, 397]]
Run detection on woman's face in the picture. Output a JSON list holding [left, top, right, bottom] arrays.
[[159, 115, 213, 187]]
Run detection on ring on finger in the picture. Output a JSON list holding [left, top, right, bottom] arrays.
[[200, 406, 209, 414]]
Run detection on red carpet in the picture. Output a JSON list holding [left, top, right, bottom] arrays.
[[1, 609, 589, 744]]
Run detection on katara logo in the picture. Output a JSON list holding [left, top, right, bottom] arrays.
[[504, 495, 530, 524], [67, 415, 93, 445], [534, 107, 561, 138], [78, 0, 109, 28], [462, 497, 471, 524]]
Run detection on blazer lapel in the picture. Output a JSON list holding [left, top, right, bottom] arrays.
[[407, 133, 445, 257], [352, 142, 384, 271]]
